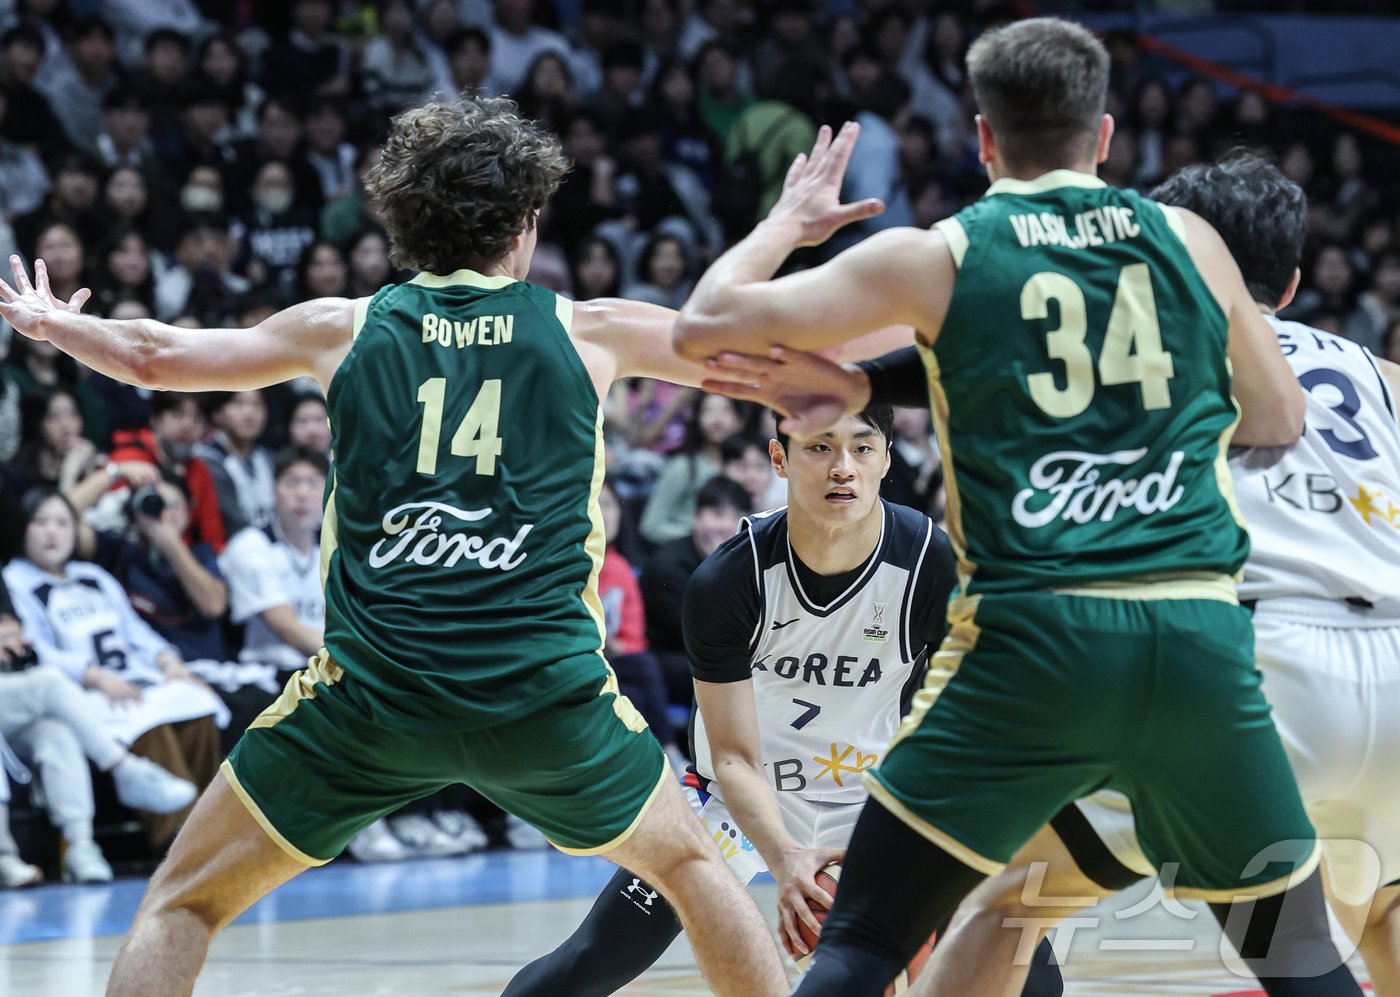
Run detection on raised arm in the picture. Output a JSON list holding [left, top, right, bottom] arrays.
[[1177, 212, 1305, 447], [674, 123, 952, 359], [569, 297, 710, 393], [0, 257, 355, 394]]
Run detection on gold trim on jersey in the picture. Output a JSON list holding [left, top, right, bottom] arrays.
[[581, 409, 609, 651], [550, 760, 671, 856], [889, 593, 982, 752], [248, 650, 344, 732], [986, 169, 1107, 197], [1051, 572, 1239, 603], [1169, 841, 1321, 902], [351, 296, 371, 339], [555, 292, 574, 331], [600, 664, 649, 734], [934, 217, 968, 267], [220, 760, 331, 866], [916, 344, 977, 588], [863, 775, 1005, 876], [1216, 384, 1247, 532], [409, 269, 517, 290], [1159, 204, 1188, 244], [319, 476, 340, 590]]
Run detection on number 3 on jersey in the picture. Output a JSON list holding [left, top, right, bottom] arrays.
[[415, 377, 503, 476], [1023, 263, 1176, 417]]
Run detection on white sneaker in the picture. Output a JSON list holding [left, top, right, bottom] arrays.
[[111, 755, 197, 814], [345, 818, 409, 863], [388, 813, 466, 857], [431, 809, 489, 853], [62, 841, 114, 884], [0, 853, 42, 888], [504, 814, 549, 851]]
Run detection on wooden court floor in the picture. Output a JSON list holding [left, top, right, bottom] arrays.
[[0, 851, 1370, 995]]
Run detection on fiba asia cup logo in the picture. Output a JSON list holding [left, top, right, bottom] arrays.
[[863, 602, 889, 643]]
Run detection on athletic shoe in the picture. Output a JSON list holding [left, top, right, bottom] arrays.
[[62, 841, 114, 884], [0, 853, 42, 888], [388, 813, 466, 857], [111, 755, 197, 814], [431, 809, 489, 853], [345, 818, 409, 863], [504, 814, 549, 851]]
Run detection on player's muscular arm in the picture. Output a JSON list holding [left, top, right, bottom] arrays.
[[1178, 210, 1304, 447], [674, 226, 950, 359], [694, 679, 844, 956], [569, 298, 710, 395]]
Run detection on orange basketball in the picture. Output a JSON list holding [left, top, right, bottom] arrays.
[[793, 863, 937, 996]]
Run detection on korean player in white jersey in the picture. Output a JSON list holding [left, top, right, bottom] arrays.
[[504, 409, 1059, 995], [909, 150, 1400, 996]]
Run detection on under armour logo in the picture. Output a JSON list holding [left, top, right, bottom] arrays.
[[625, 878, 658, 906]]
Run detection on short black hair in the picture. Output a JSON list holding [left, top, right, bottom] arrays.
[[719, 431, 768, 465], [771, 405, 894, 453], [695, 475, 753, 516], [1, 24, 45, 54], [1149, 148, 1306, 307], [149, 391, 201, 418], [444, 26, 490, 57], [274, 446, 330, 481]]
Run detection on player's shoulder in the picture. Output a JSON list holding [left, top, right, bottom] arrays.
[[878, 501, 946, 570], [690, 510, 785, 596]]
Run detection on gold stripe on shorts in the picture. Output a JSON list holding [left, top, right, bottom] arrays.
[[248, 649, 344, 731]]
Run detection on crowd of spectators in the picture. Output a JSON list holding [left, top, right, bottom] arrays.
[[0, 0, 1395, 884]]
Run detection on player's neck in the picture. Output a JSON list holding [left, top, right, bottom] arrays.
[[276, 516, 315, 555], [987, 158, 1099, 184], [787, 505, 883, 576]]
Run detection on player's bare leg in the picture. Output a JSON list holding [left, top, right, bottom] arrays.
[[106, 773, 309, 996], [1328, 881, 1400, 996], [604, 775, 787, 997], [912, 825, 1109, 997]]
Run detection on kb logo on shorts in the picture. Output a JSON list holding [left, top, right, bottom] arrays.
[[368, 501, 533, 570]]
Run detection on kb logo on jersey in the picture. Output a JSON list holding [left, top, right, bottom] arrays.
[[863, 602, 889, 643]]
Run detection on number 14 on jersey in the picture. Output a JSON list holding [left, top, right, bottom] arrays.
[[415, 377, 503, 476]]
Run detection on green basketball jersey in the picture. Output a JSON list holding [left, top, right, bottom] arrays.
[[321, 269, 609, 731], [923, 170, 1248, 595]]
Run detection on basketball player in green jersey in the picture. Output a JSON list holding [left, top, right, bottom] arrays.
[[676, 18, 1359, 997], [0, 96, 787, 997]]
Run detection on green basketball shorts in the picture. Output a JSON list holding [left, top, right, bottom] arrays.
[[223, 651, 668, 863], [866, 585, 1318, 900]]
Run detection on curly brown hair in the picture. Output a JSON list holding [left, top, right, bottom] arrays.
[[365, 96, 569, 274]]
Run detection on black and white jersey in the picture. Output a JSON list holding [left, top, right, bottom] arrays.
[[1234, 318, 1400, 605], [684, 500, 955, 804]]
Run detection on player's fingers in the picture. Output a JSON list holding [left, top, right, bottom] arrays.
[[68, 287, 92, 311], [9, 256, 32, 295], [0, 278, 16, 302], [827, 199, 886, 231], [698, 377, 766, 401], [821, 121, 862, 181], [793, 894, 825, 941], [807, 123, 833, 169], [706, 351, 779, 376], [778, 903, 806, 956], [783, 152, 808, 190], [33, 258, 51, 300]]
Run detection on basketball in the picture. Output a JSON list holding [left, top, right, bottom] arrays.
[[794, 863, 936, 996]]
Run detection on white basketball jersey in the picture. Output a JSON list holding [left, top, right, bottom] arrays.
[[690, 502, 950, 805], [1234, 318, 1400, 604]]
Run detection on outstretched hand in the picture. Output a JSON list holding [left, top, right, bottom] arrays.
[[769, 122, 885, 247], [701, 346, 872, 439], [0, 255, 92, 341]]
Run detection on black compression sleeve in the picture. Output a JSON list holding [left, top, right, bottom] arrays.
[[501, 867, 683, 997], [855, 347, 930, 408]]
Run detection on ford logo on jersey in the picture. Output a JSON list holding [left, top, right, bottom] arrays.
[[1011, 448, 1185, 528], [368, 501, 532, 570]]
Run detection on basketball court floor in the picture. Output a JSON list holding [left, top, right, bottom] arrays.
[[0, 848, 1371, 995]]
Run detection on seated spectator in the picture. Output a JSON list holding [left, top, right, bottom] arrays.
[[0, 602, 196, 885], [6, 294, 110, 450], [320, 143, 382, 250], [296, 241, 349, 300], [303, 99, 357, 204], [190, 32, 262, 136], [153, 214, 249, 324], [286, 394, 331, 458], [87, 474, 228, 666], [12, 388, 158, 515], [101, 391, 226, 552], [0, 23, 64, 160], [155, 85, 236, 204], [4, 489, 225, 851], [346, 227, 396, 297], [197, 391, 275, 535], [598, 478, 685, 767], [441, 26, 493, 100], [639, 392, 747, 545], [36, 16, 120, 153], [214, 449, 327, 732], [517, 50, 577, 131], [361, 0, 436, 117], [640, 475, 752, 704], [91, 225, 157, 317], [95, 90, 158, 175], [720, 430, 783, 511], [232, 160, 318, 297], [620, 231, 695, 311], [15, 150, 105, 255], [488, 0, 570, 96], [228, 96, 323, 219], [0, 93, 47, 223], [260, 0, 352, 101], [99, 168, 155, 246]]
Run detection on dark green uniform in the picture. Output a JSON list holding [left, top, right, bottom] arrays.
[[868, 172, 1316, 899], [224, 269, 665, 863]]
